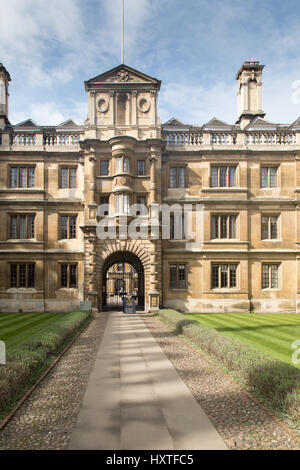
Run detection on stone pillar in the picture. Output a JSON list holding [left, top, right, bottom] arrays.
[[88, 147, 97, 222], [148, 241, 160, 312], [150, 152, 157, 203], [86, 234, 99, 313]]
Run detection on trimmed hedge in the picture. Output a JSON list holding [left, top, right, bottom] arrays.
[[159, 309, 300, 422], [0, 311, 90, 419]]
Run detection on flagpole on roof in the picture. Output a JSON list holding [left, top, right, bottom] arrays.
[[121, 0, 125, 64]]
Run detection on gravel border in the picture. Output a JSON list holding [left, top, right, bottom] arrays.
[[142, 314, 300, 450], [0, 313, 109, 450]]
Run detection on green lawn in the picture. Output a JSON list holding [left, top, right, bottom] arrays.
[[185, 312, 300, 367], [0, 312, 69, 350]]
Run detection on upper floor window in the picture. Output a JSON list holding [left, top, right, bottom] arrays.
[[169, 167, 185, 188], [137, 160, 145, 176], [212, 263, 237, 289], [211, 214, 237, 239], [115, 194, 130, 214], [170, 213, 185, 240], [115, 156, 130, 173], [262, 264, 279, 289], [10, 214, 35, 239], [10, 263, 35, 288], [170, 264, 186, 289], [100, 160, 109, 176], [10, 166, 35, 188], [60, 215, 77, 239], [261, 215, 278, 240], [61, 167, 76, 188], [61, 263, 77, 288], [261, 166, 278, 188], [211, 166, 236, 187]]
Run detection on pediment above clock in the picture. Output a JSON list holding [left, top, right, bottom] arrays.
[[85, 64, 161, 90]]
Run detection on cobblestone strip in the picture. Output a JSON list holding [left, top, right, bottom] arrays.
[[142, 314, 300, 450], [0, 313, 109, 450]]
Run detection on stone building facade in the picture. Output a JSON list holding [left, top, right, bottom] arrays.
[[0, 61, 299, 314]]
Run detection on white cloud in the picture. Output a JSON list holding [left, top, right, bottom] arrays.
[[12, 102, 67, 126], [0, 0, 83, 88], [159, 81, 236, 125], [3, 0, 300, 126]]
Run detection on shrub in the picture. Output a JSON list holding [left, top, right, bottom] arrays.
[[159, 309, 300, 422], [0, 311, 90, 418]]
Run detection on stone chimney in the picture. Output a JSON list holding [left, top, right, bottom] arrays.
[[236, 61, 265, 129], [0, 63, 11, 130]]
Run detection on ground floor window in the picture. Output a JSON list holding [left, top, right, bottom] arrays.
[[61, 264, 77, 288], [211, 263, 237, 288], [262, 264, 279, 289], [170, 264, 187, 289], [10, 263, 35, 288]]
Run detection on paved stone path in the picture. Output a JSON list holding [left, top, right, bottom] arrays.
[[69, 312, 227, 450]]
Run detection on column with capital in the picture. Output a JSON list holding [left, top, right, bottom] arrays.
[[87, 147, 97, 221], [150, 150, 157, 204]]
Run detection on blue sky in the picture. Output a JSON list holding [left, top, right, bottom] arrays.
[[1, 0, 300, 126]]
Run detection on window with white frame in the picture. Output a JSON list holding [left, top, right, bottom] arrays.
[[170, 264, 187, 289], [10, 166, 35, 188], [261, 215, 279, 239], [169, 167, 185, 188], [211, 263, 237, 288], [61, 264, 77, 288], [115, 194, 130, 214], [61, 167, 76, 188], [115, 156, 130, 173], [211, 214, 237, 239], [211, 166, 236, 187], [10, 214, 35, 239], [262, 264, 279, 289], [261, 166, 278, 188]]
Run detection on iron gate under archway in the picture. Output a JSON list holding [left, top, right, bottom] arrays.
[[102, 251, 145, 311]]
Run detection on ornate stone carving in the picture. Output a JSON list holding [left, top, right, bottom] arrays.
[[138, 97, 150, 113], [117, 70, 129, 82], [97, 97, 109, 113]]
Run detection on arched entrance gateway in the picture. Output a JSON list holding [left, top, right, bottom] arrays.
[[102, 251, 145, 311]]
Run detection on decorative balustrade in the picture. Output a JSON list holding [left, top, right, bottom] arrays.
[[44, 134, 80, 146], [163, 130, 297, 146], [164, 132, 203, 145], [13, 134, 36, 146], [245, 132, 296, 145], [210, 133, 236, 145]]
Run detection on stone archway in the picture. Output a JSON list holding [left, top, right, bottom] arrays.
[[102, 251, 145, 311], [97, 240, 152, 312]]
